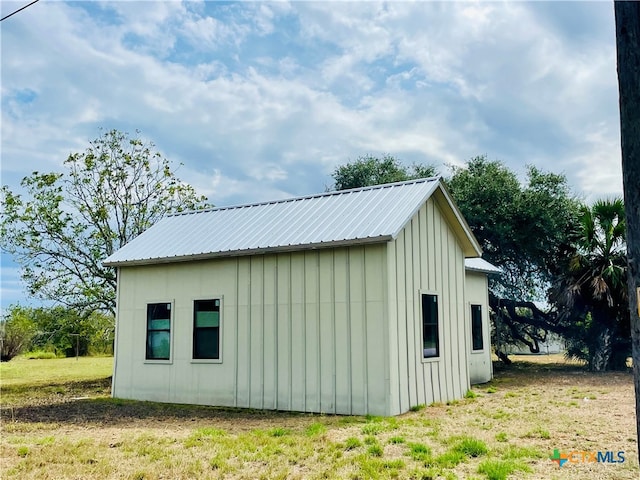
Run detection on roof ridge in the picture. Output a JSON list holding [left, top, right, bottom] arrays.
[[168, 176, 441, 217]]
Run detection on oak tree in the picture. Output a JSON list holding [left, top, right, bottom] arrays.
[[1, 129, 209, 315]]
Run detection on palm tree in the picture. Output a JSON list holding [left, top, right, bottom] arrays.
[[552, 198, 629, 371]]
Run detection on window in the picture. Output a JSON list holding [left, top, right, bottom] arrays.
[[471, 304, 483, 351], [146, 302, 171, 360], [193, 299, 221, 360], [422, 294, 439, 358]]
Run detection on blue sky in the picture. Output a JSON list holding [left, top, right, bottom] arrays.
[[0, 1, 623, 311]]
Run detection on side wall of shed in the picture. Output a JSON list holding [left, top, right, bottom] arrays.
[[112, 244, 390, 415], [465, 271, 493, 384], [386, 196, 469, 415]]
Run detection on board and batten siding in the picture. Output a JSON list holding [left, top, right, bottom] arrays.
[[112, 244, 391, 415], [386, 195, 469, 415], [465, 271, 493, 384]]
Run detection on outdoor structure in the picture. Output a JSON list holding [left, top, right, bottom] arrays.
[[104, 177, 496, 416], [464, 258, 501, 384]]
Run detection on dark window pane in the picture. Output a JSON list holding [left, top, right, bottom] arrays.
[[147, 331, 170, 360], [471, 304, 483, 351], [194, 328, 219, 359], [146, 302, 171, 360], [422, 294, 439, 358], [147, 303, 171, 321], [193, 299, 221, 359]]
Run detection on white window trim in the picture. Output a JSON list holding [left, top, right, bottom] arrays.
[[419, 289, 442, 363], [144, 299, 175, 365], [191, 295, 224, 364]]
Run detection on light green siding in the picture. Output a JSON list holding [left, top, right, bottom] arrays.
[[386, 195, 470, 414], [112, 244, 390, 415], [465, 271, 493, 384], [112, 190, 482, 416]]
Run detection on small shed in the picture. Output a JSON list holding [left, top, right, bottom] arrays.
[[464, 258, 501, 384], [104, 177, 495, 416]]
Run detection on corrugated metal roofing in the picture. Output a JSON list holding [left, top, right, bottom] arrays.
[[464, 258, 501, 274], [103, 177, 480, 267]]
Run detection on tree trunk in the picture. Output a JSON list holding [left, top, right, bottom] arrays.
[[614, 0, 640, 465], [590, 327, 612, 372]]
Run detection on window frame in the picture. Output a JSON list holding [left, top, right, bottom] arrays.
[[145, 300, 174, 363], [191, 296, 223, 364], [420, 291, 441, 361], [470, 304, 484, 352]]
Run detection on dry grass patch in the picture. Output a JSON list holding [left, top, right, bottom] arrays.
[[1, 354, 637, 479]]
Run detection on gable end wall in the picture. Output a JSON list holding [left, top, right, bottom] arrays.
[[387, 197, 469, 414]]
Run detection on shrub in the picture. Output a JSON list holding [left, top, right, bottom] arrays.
[[26, 350, 58, 359], [1, 307, 36, 361]]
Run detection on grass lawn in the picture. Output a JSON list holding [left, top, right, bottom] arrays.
[[0, 354, 637, 479]]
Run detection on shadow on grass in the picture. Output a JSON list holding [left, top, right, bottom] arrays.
[[493, 358, 588, 375], [1, 377, 112, 399], [1, 384, 329, 427], [2, 360, 632, 426]]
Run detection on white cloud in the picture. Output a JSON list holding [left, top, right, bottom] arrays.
[[0, 0, 623, 307]]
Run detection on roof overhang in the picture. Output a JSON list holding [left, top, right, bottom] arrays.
[[431, 182, 483, 258], [103, 235, 393, 267], [464, 258, 501, 274]]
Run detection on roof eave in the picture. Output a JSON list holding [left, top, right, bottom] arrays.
[[102, 235, 393, 268], [465, 266, 502, 275], [425, 181, 483, 258]]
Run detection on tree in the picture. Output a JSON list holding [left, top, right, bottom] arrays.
[[329, 154, 437, 190], [0, 306, 36, 361], [1, 129, 209, 315], [614, 0, 640, 461], [448, 156, 580, 301], [446, 156, 581, 360], [550, 199, 630, 371], [331, 154, 581, 359], [26, 306, 115, 357]]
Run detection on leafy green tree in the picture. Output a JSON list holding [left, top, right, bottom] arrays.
[[551, 199, 630, 371], [0, 306, 36, 361], [330, 154, 437, 190], [1, 305, 114, 359], [447, 156, 581, 300], [26, 306, 114, 357], [446, 156, 581, 361], [331, 154, 582, 360], [1, 130, 209, 315]]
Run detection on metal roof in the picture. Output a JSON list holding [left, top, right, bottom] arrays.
[[464, 258, 501, 274], [104, 177, 481, 267]]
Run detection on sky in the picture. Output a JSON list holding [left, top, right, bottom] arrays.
[[0, 0, 624, 311]]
